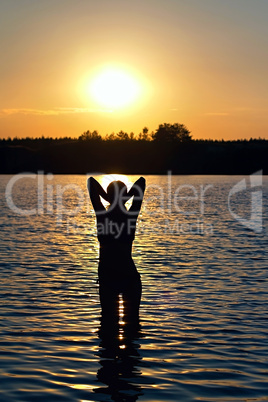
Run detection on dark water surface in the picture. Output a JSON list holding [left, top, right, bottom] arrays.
[[0, 174, 267, 401]]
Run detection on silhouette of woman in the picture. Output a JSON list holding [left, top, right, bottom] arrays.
[[88, 176, 146, 332]]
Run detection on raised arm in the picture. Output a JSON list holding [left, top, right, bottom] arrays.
[[87, 177, 108, 213], [128, 177, 146, 215]]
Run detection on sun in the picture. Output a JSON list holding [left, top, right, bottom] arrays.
[[89, 67, 142, 110]]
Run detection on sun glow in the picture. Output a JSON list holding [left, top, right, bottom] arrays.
[[88, 67, 142, 110], [97, 174, 134, 208], [99, 174, 132, 190]]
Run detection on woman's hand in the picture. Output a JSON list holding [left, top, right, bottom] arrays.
[[127, 177, 146, 198], [88, 177, 109, 202], [128, 177, 146, 214], [87, 177, 109, 212]]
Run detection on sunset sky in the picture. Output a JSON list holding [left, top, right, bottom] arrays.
[[1, 0, 268, 140]]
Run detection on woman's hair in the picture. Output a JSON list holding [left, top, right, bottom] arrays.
[[106, 181, 129, 205]]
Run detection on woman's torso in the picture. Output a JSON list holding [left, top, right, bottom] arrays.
[[96, 206, 138, 244]]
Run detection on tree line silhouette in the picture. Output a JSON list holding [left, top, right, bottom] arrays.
[[0, 123, 267, 174]]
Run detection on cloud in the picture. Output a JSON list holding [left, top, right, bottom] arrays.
[[203, 112, 230, 116], [0, 107, 113, 117]]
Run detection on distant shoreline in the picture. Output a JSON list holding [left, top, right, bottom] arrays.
[[2, 172, 266, 176], [1, 138, 267, 175]]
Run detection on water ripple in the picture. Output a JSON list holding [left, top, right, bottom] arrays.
[[0, 174, 267, 401]]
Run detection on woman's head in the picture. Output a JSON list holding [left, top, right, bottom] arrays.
[[107, 180, 130, 205], [106, 180, 130, 206]]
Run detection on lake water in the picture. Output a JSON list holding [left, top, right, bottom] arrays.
[[0, 173, 267, 402]]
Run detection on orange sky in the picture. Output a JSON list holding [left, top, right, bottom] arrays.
[[0, 0, 268, 140]]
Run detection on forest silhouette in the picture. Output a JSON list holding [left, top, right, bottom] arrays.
[[0, 123, 267, 174]]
